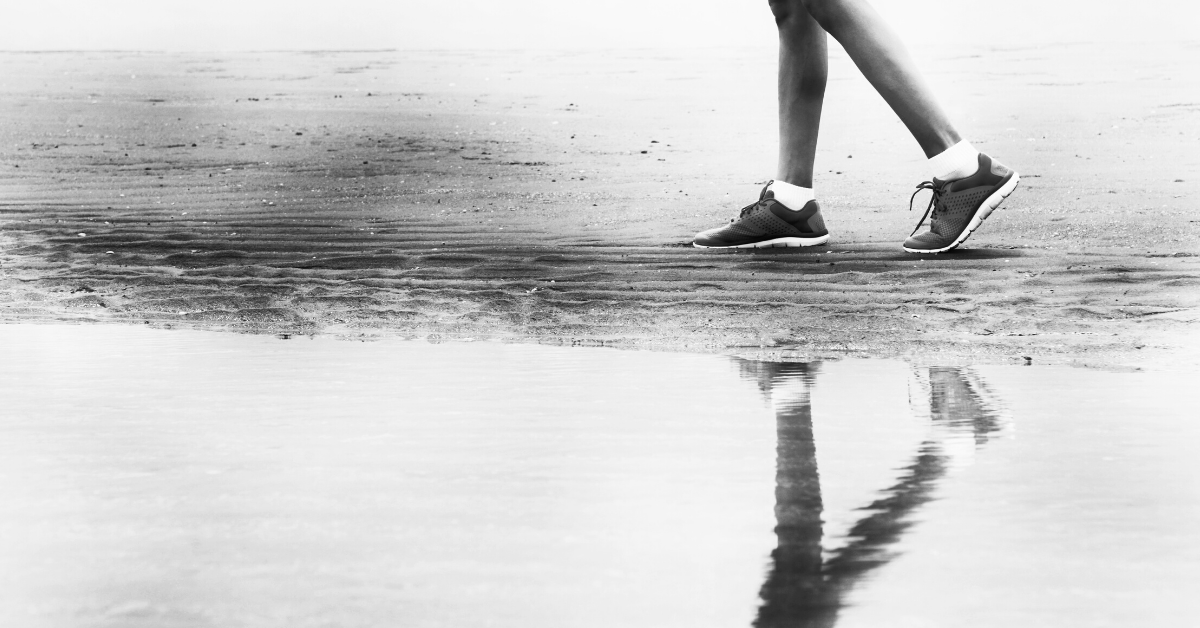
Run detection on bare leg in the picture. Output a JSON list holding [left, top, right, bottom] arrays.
[[801, 0, 960, 157], [692, 0, 998, 250], [772, 0, 828, 187]]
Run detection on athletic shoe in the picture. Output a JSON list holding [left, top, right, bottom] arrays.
[[693, 183, 830, 249], [903, 153, 1019, 253]]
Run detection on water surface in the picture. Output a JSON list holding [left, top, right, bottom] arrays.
[[1, 325, 1197, 627]]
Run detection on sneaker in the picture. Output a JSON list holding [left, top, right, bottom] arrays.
[[693, 183, 830, 249], [903, 153, 1019, 254]]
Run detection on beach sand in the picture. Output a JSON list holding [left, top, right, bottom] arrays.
[[1, 43, 1197, 366]]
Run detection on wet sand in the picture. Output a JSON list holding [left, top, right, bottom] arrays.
[[1, 44, 1198, 366]]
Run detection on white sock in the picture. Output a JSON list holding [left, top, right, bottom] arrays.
[[767, 180, 814, 211], [927, 140, 980, 181]]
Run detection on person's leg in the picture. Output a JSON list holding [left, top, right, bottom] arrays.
[[799, 0, 959, 158], [691, 0, 832, 250], [772, 0, 828, 188], [693, 0, 1017, 252], [795, 0, 1019, 254]]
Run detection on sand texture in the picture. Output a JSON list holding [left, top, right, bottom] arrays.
[[1, 44, 1198, 365]]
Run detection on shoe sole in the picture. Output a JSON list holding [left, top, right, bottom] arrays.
[[693, 234, 830, 249], [903, 173, 1020, 254]]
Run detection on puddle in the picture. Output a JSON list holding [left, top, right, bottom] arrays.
[[1, 324, 1198, 627]]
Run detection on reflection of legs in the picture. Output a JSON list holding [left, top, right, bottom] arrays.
[[738, 361, 1008, 627], [741, 363, 839, 628]]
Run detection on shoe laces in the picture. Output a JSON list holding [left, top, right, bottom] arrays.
[[908, 180, 946, 236], [729, 182, 774, 223], [731, 199, 767, 223]]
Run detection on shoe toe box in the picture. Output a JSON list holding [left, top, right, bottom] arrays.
[[693, 226, 734, 247], [903, 231, 953, 251]]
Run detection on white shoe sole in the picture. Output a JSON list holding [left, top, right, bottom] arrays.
[[902, 173, 1020, 254], [693, 234, 830, 249]]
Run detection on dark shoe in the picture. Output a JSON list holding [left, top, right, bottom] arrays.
[[903, 153, 1019, 254], [693, 183, 830, 249]]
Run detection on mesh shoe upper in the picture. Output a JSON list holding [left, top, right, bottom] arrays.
[[904, 154, 1014, 251], [694, 185, 828, 248]]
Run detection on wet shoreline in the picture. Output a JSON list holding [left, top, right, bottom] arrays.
[[2, 46, 1198, 367]]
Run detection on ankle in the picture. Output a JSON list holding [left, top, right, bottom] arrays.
[[767, 180, 814, 211], [928, 141, 980, 181]]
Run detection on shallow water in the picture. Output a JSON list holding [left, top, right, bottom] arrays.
[[1, 324, 1198, 628]]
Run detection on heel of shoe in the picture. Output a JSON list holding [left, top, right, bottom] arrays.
[[973, 172, 1019, 227]]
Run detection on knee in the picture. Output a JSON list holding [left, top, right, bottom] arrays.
[[796, 0, 844, 31], [771, 0, 844, 33], [768, 0, 805, 28]]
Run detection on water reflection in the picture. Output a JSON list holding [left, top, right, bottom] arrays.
[[735, 361, 1008, 627], [3, 325, 1198, 626]]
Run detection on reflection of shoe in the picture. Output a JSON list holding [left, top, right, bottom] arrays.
[[694, 183, 829, 249], [908, 366, 1011, 467], [959, 368, 1012, 438], [907, 366, 932, 422], [903, 153, 1019, 254], [733, 359, 819, 404]]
